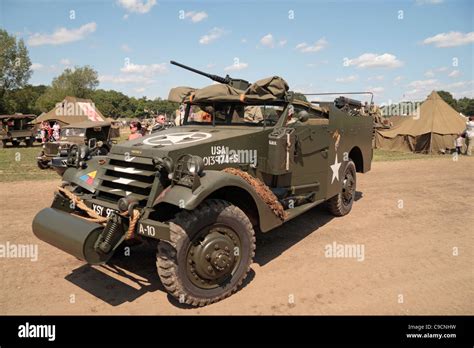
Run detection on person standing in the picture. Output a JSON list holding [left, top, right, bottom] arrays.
[[455, 134, 464, 155], [128, 121, 143, 140], [465, 116, 474, 156], [52, 122, 61, 141]]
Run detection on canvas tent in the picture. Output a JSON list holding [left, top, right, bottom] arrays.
[[34, 96, 106, 126], [375, 91, 467, 153]]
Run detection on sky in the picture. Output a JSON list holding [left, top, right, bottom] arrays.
[[0, 0, 473, 104]]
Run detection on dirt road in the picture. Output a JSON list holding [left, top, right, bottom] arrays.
[[1, 157, 473, 314]]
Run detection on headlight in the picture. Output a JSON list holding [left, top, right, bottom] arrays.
[[186, 155, 204, 176]]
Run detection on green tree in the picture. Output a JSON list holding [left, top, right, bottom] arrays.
[[0, 29, 32, 113], [457, 97, 474, 117], [92, 89, 136, 118], [437, 90, 458, 111], [35, 66, 99, 112], [7, 85, 47, 114]]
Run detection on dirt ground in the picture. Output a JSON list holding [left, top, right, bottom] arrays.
[[0, 157, 473, 315]]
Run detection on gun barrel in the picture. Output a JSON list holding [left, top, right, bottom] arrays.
[[170, 60, 228, 84]]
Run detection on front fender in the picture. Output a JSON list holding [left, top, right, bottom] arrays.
[[63, 156, 108, 193], [153, 170, 284, 232]]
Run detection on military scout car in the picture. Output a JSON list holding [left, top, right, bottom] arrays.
[[37, 121, 120, 173], [0, 114, 37, 147], [32, 62, 372, 306]]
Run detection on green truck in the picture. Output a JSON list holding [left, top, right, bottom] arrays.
[[0, 114, 37, 147], [32, 62, 373, 306]]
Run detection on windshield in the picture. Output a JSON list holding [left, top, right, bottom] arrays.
[[61, 128, 85, 137], [183, 103, 287, 126]]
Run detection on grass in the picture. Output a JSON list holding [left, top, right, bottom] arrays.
[[0, 144, 58, 182], [372, 149, 450, 162], [0, 142, 452, 183]]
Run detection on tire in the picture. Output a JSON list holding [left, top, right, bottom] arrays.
[[156, 199, 256, 306], [327, 160, 357, 217], [1, 140, 7, 148], [37, 160, 50, 170], [26, 138, 34, 147]]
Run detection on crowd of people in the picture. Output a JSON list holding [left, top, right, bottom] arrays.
[[127, 114, 171, 140], [39, 121, 61, 143]]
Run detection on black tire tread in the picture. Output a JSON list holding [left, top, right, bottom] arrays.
[[156, 199, 256, 307]]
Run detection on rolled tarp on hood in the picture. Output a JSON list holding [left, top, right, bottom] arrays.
[[167, 86, 197, 103], [174, 76, 290, 104]]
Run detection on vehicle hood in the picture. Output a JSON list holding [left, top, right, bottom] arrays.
[[111, 125, 268, 158]]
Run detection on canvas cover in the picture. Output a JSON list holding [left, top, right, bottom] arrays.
[[375, 91, 466, 153], [35, 96, 106, 125], [175, 76, 290, 104], [168, 87, 197, 103]]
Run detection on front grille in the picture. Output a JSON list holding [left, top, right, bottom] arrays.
[[44, 143, 60, 156], [95, 154, 156, 206]]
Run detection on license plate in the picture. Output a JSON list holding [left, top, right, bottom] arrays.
[[91, 203, 118, 217]]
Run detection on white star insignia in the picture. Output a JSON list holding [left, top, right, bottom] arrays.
[[330, 154, 342, 184]]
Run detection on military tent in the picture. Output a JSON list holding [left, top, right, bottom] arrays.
[[375, 91, 466, 153], [34, 96, 106, 125]]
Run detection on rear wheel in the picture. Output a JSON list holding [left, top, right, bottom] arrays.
[[156, 199, 255, 306], [327, 160, 356, 216], [1, 140, 7, 148]]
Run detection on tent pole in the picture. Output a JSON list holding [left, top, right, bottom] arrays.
[[429, 131, 433, 154]]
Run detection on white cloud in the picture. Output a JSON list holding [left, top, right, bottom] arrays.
[[183, 11, 208, 23], [415, 0, 443, 4], [27, 22, 96, 46], [295, 38, 327, 53], [117, 0, 156, 14], [424, 70, 435, 78], [60, 59, 71, 65], [279, 39, 287, 47], [99, 74, 155, 85], [394, 76, 404, 84], [241, 38, 247, 43], [407, 79, 438, 89], [423, 31, 474, 48], [260, 33, 274, 48], [336, 75, 358, 83], [120, 62, 167, 75], [134, 87, 146, 93], [199, 27, 226, 45], [224, 62, 248, 71], [346, 53, 403, 69], [448, 70, 460, 78], [31, 63, 44, 71], [368, 75, 384, 81], [370, 86, 385, 94], [121, 44, 131, 52]]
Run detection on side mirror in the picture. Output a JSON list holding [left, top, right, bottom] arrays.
[[297, 110, 309, 123], [88, 138, 97, 149]]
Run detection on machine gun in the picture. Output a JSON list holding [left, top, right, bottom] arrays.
[[334, 96, 363, 109], [170, 60, 251, 90]]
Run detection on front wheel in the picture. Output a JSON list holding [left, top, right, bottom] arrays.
[[156, 199, 255, 306], [327, 160, 357, 216]]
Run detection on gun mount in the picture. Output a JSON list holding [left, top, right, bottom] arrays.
[[170, 60, 251, 90]]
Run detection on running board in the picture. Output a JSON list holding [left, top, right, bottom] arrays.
[[283, 198, 325, 222]]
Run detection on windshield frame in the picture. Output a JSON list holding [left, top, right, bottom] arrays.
[[182, 101, 289, 127], [60, 128, 86, 138]]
